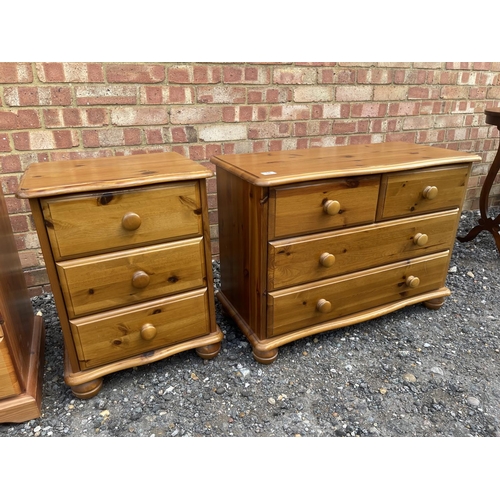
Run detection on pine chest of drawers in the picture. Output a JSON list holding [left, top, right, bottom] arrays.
[[211, 142, 481, 364], [18, 152, 223, 398]]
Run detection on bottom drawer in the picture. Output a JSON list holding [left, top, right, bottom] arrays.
[[70, 288, 211, 369], [268, 252, 449, 337]]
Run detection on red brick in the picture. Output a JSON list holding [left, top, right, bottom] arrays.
[[206, 144, 222, 158], [386, 132, 417, 142], [351, 103, 387, 117], [269, 104, 310, 120], [188, 145, 205, 160], [168, 66, 192, 83], [223, 65, 270, 84], [388, 102, 421, 116], [145, 129, 164, 144], [333, 121, 357, 134], [408, 87, 430, 99], [438, 71, 458, 84], [0, 63, 33, 83], [3, 86, 72, 106], [193, 65, 222, 84], [0, 134, 10, 152], [13, 130, 79, 151], [167, 126, 198, 143], [7, 214, 29, 232], [1, 155, 22, 173], [394, 69, 431, 84], [0, 109, 40, 129], [140, 86, 195, 104], [335, 70, 357, 84], [248, 123, 291, 139], [469, 87, 488, 100], [36, 62, 105, 83], [357, 69, 393, 84], [107, 64, 165, 83]]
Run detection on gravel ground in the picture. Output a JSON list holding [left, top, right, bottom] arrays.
[[1, 209, 499, 440]]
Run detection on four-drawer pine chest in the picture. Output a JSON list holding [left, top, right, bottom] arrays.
[[211, 142, 481, 364], [18, 152, 223, 398]]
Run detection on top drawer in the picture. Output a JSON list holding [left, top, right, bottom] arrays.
[[378, 165, 469, 220], [269, 175, 380, 239], [42, 181, 203, 260]]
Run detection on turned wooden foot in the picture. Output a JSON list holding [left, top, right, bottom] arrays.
[[424, 297, 446, 310], [196, 342, 221, 360], [70, 378, 103, 399], [252, 347, 278, 364]]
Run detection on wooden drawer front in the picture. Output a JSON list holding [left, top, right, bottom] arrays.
[[268, 252, 449, 337], [269, 209, 459, 290], [378, 165, 469, 220], [71, 289, 211, 369], [269, 175, 380, 239], [57, 237, 206, 318], [42, 181, 203, 260]]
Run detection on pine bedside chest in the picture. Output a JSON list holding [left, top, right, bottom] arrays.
[[211, 142, 481, 364], [18, 152, 223, 398]]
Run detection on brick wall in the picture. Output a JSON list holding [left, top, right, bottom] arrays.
[[1, 62, 499, 296]]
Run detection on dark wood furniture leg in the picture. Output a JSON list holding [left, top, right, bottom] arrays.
[[458, 108, 500, 252]]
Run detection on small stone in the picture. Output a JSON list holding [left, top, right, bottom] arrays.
[[431, 366, 444, 376], [402, 373, 417, 383], [467, 396, 480, 407], [449, 266, 457, 273], [467, 271, 475, 278], [268, 397, 276, 405], [379, 387, 387, 395]]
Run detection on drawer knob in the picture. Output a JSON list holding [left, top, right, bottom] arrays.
[[413, 233, 429, 246], [316, 299, 332, 313], [323, 200, 341, 215], [132, 270, 150, 289], [423, 186, 438, 200], [140, 323, 157, 340], [122, 212, 142, 231], [319, 252, 336, 267], [406, 275, 420, 288]]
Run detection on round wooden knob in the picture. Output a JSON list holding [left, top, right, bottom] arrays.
[[423, 186, 438, 200], [316, 299, 332, 313], [413, 233, 428, 246], [323, 200, 341, 215], [140, 323, 157, 340], [319, 252, 336, 267], [122, 212, 142, 231], [406, 275, 420, 288], [132, 270, 150, 289]]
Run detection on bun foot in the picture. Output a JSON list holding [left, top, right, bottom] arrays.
[[252, 347, 278, 364], [70, 378, 103, 399], [196, 342, 221, 360], [424, 297, 445, 310]]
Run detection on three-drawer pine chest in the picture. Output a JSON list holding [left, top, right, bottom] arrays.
[[18, 152, 223, 398], [211, 142, 481, 364]]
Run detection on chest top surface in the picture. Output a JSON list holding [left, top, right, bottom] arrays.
[[211, 142, 482, 186], [17, 152, 212, 199]]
